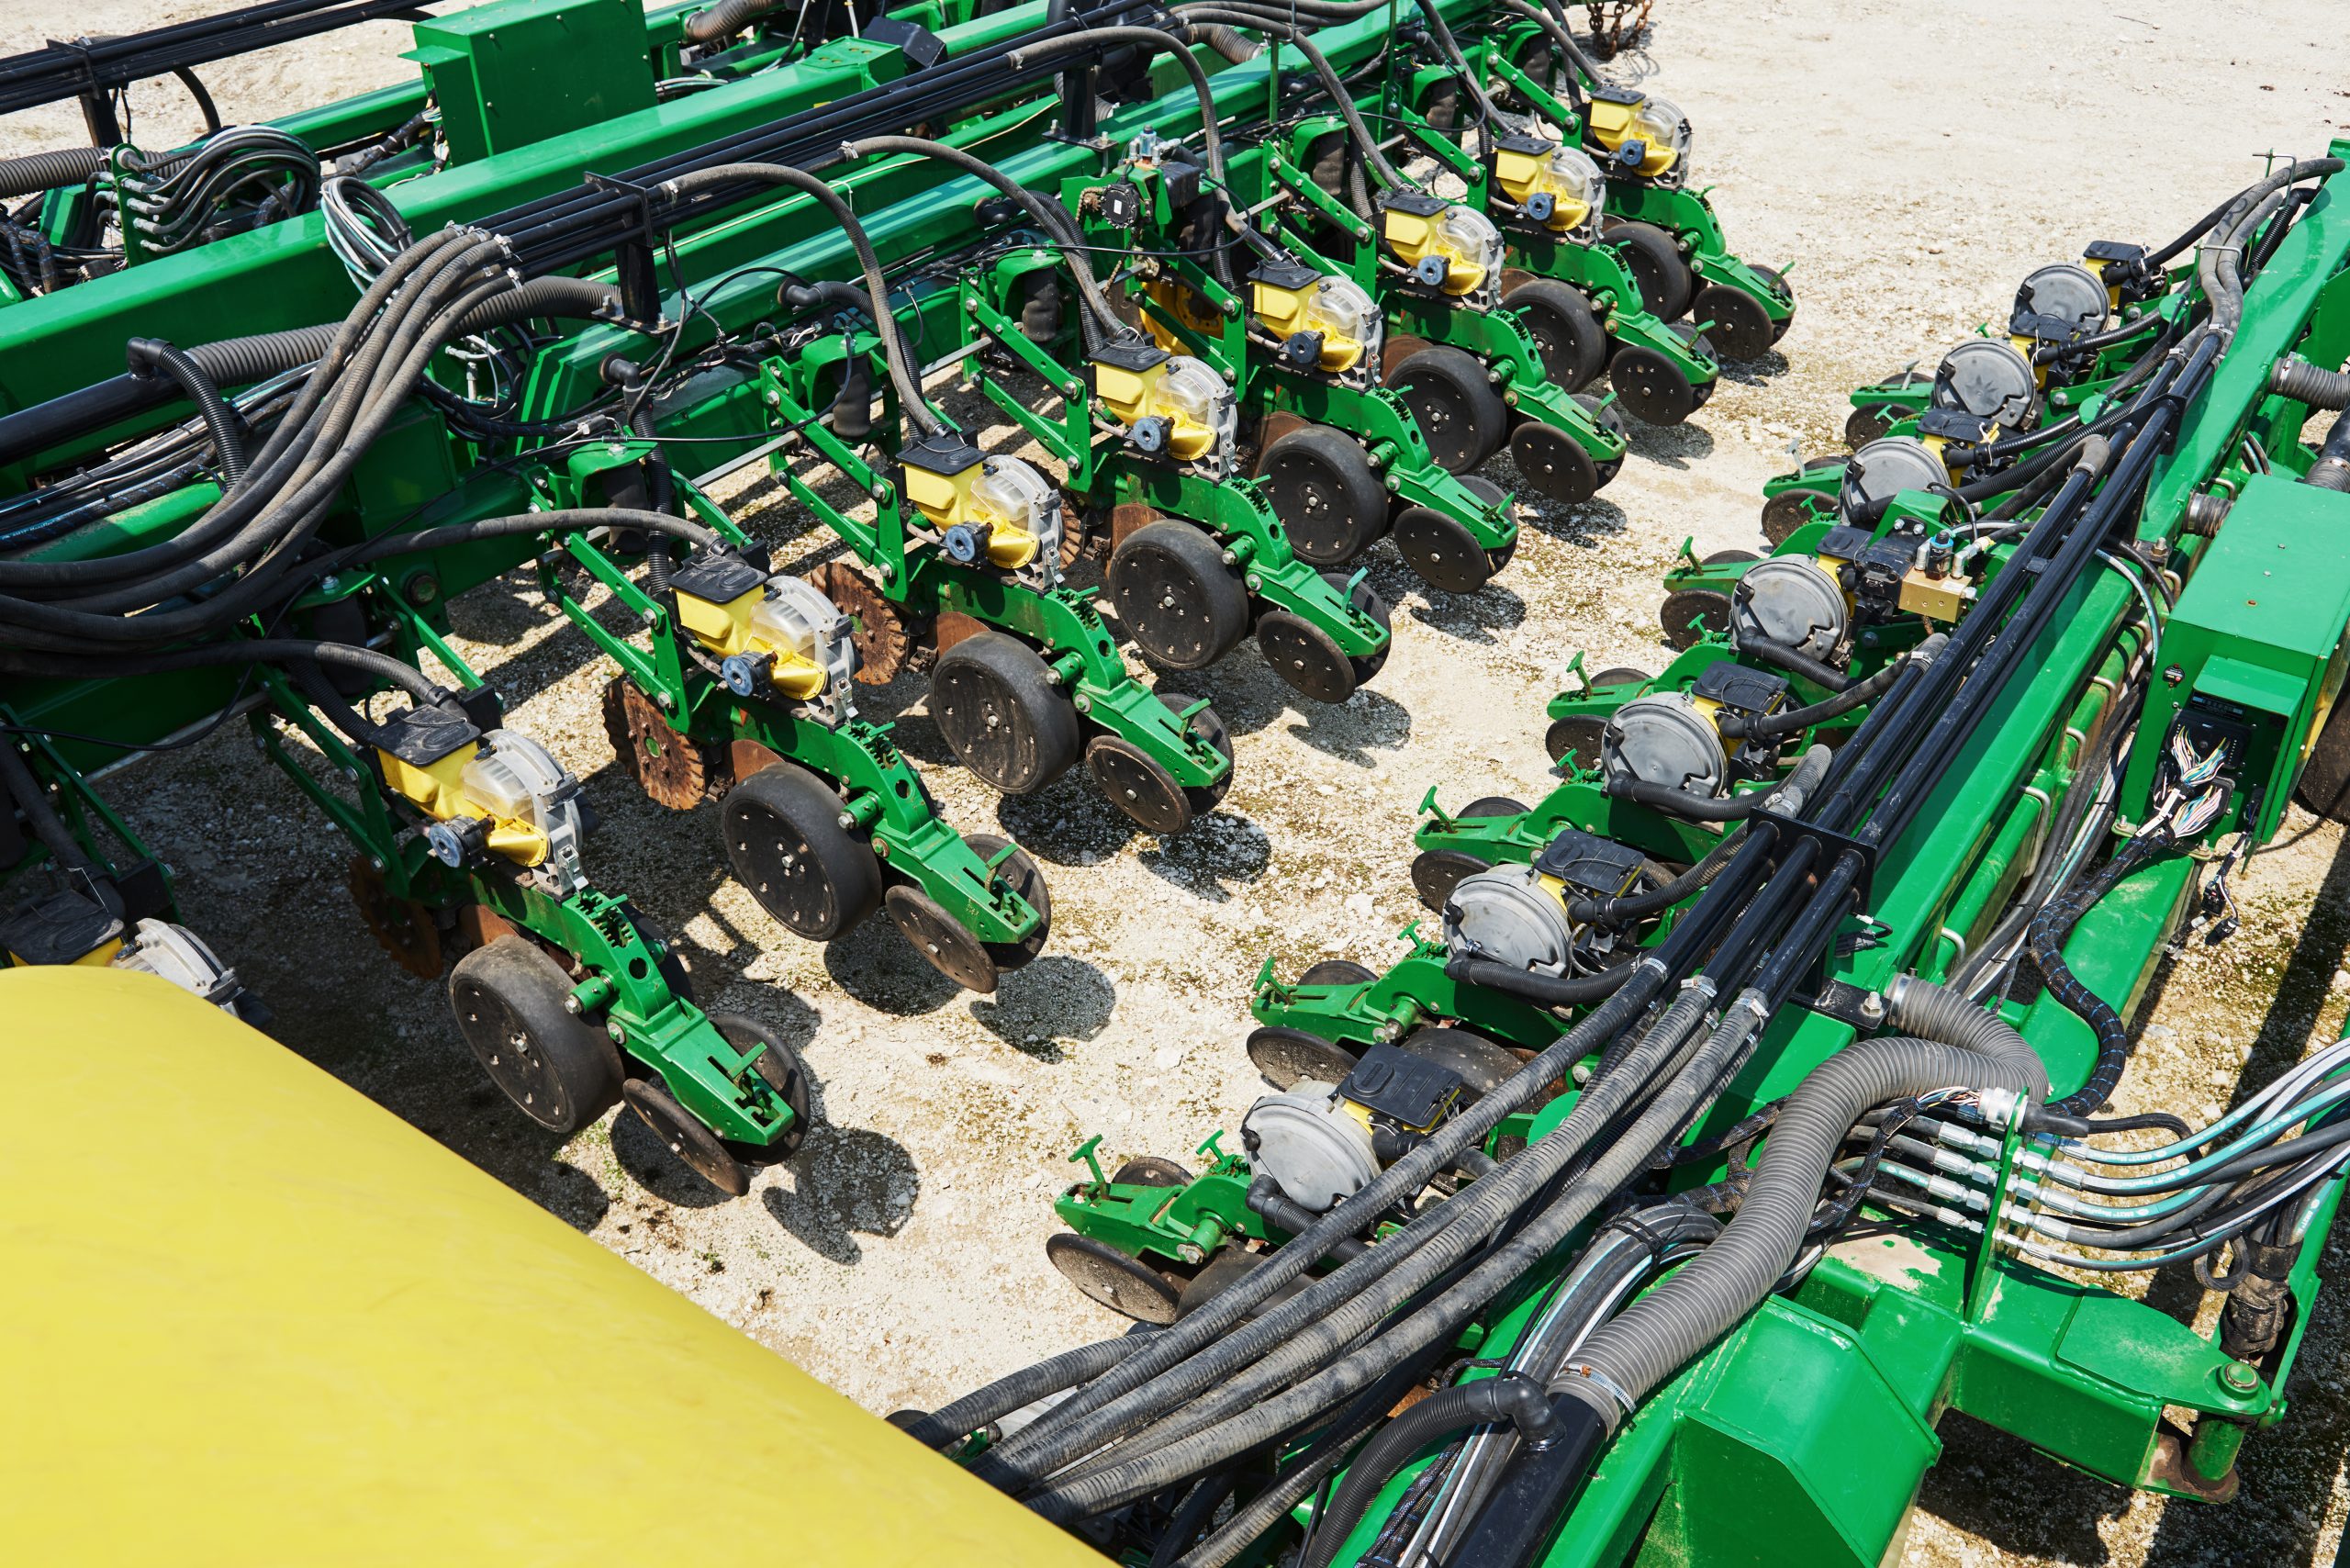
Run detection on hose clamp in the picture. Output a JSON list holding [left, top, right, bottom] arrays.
[[1562, 1362, 1638, 1418]]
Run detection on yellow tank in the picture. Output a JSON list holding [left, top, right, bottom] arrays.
[[0, 967, 1103, 1568]]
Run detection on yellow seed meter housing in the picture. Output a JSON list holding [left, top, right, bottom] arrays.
[[1585, 84, 1692, 183], [1380, 191, 1505, 300], [899, 431, 1062, 576], [1248, 256, 1381, 381], [1092, 340, 1238, 470], [1488, 134, 1606, 239], [373, 704, 588, 890]]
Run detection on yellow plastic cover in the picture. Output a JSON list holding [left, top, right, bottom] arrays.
[[0, 967, 1107, 1568]]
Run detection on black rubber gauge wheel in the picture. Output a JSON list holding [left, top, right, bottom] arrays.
[[623, 1076, 749, 1197], [964, 831, 1052, 974], [1608, 343, 1700, 427], [1391, 345, 1508, 473], [1046, 1232, 1182, 1324], [1604, 219, 1695, 319], [1107, 519, 1250, 671], [1509, 420, 1602, 503], [447, 936, 624, 1136], [931, 631, 1081, 794], [710, 1010, 814, 1166], [1258, 424, 1388, 566], [1247, 1025, 1362, 1090], [720, 761, 883, 940], [884, 884, 1002, 993], [1399, 1025, 1525, 1097], [1392, 505, 1494, 595], [1505, 277, 1607, 393], [1695, 281, 1776, 361], [1113, 1156, 1195, 1188]]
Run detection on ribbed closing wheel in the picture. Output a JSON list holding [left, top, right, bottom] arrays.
[[710, 1010, 814, 1166], [1608, 343, 1700, 427], [1504, 277, 1607, 394], [884, 884, 1002, 994], [1695, 281, 1776, 361], [447, 936, 624, 1136], [1398, 1025, 1524, 1096], [1046, 1232, 1182, 1324], [1107, 519, 1250, 671], [964, 831, 1052, 973], [601, 675, 711, 811], [623, 1076, 747, 1197], [1392, 504, 1494, 595], [1391, 345, 1507, 473], [1247, 1025, 1362, 1090], [1762, 484, 1834, 546], [1258, 424, 1388, 566], [720, 761, 882, 940], [1604, 219, 1695, 320], [1509, 420, 1602, 504], [930, 631, 1081, 794]]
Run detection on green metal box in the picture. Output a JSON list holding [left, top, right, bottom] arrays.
[[407, 0, 657, 166], [2123, 472, 2350, 842]]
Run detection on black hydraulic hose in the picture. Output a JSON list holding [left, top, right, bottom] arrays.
[[0, 321, 330, 471], [2032, 829, 2171, 1116], [124, 337, 248, 486], [1445, 952, 1634, 1006], [1605, 775, 1780, 823], [973, 962, 1676, 1488], [841, 133, 1130, 353], [658, 162, 943, 434], [1738, 633, 1850, 693], [1175, 4, 1404, 189], [1719, 636, 1943, 741], [0, 734, 95, 871], [897, 1333, 1149, 1451], [1405, 0, 1510, 130], [1182, 23, 1259, 63], [1456, 985, 2045, 1566], [1004, 28, 1226, 184], [1498, 0, 1590, 106], [1301, 1375, 1559, 1568], [1566, 745, 1830, 925], [0, 146, 106, 200], [683, 0, 788, 44], [1147, 1464, 1245, 1568], [1247, 1178, 1371, 1261], [0, 635, 447, 704]]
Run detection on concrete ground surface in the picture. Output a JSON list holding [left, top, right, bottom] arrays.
[[9, 2, 2350, 1563]]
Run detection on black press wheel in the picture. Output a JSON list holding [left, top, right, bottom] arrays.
[[1113, 1155, 1196, 1188], [1604, 219, 1695, 320], [1751, 264, 1796, 342], [1086, 735, 1194, 835], [1106, 519, 1251, 671], [1694, 281, 1776, 362], [1608, 343, 1700, 427], [1046, 1232, 1183, 1324], [1258, 424, 1389, 566], [1392, 505, 1494, 595], [710, 1010, 815, 1166], [1399, 1025, 1525, 1097], [931, 631, 1082, 795], [1660, 585, 1733, 649], [1412, 850, 1488, 912], [1845, 401, 1898, 448], [1247, 1025, 1362, 1090], [1390, 345, 1507, 473], [1508, 420, 1602, 504], [623, 1076, 749, 1197], [1298, 958, 1378, 987], [1334, 569, 1397, 689], [883, 883, 1002, 993], [963, 831, 1052, 973], [1505, 277, 1608, 394], [446, 935, 625, 1136], [1545, 713, 1607, 770], [720, 760, 883, 941], [1257, 609, 1360, 706]]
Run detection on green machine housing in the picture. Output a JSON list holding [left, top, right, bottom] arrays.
[[407, 0, 660, 166]]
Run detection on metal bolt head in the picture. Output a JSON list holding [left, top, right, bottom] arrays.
[[607, 1022, 627, 1045], [2163, 664, 2186, 687], [1179, 1243, 1204, 1264], [2219, 1361, 2260, 1395], [564, 995, 582, 1016]]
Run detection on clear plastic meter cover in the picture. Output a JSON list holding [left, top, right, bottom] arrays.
[[970, 454, 1058, 536], [1538, 142, 1607, 231], [1437, 202, 1505, 286], [1635, 95, 1693, 175], [1152, 353, 1238, 454], [1306, 274, 1382, 359]]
